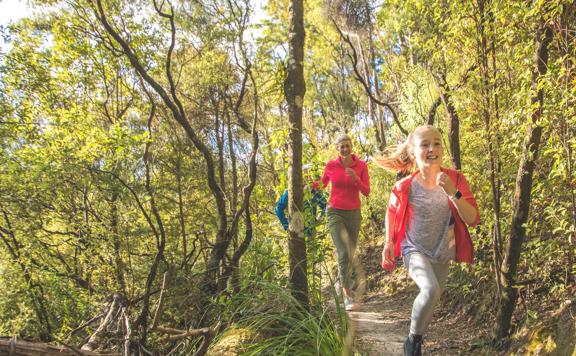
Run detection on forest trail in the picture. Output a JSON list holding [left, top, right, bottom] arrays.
[[346, 283, 473, 356], [341, 245, 412, 355], [348, 294, 409, 355]]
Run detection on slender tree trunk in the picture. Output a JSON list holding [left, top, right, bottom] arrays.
[[135, 105, 167, 346], [215, 103, 226, 190], [110, 192, 127, 294], [368, 26, 387, 150], [489, 3, 504, 297], [494, 25, 553, 339], [475, 0, 503, 301], [227, 112, 242, 292], [214, 106, 230, 294], [559, 3, 576, 285], [175, 156, 188, 268], [427, 97, 442, 125], [227, 113, 239, 216], [438, 84, 462, 170], [284, 0, 309, 307], [357, 22, 385, 151]]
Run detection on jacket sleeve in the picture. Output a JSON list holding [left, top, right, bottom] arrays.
[[275, 191, 289, 230], [385, 186, 400, 244], [320, 163, 330, 189], [457, 172, 480, 227], [354, 162, 370, 196]]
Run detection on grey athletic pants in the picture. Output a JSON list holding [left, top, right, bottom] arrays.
[[404, 252, 450, 335], [327, 208, 361, 290]]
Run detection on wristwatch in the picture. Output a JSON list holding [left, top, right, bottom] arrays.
[[451, 190, 462, 200]]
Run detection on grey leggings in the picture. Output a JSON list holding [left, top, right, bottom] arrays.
[[327, 208, 361, 289], [404, 252, 450, 335]]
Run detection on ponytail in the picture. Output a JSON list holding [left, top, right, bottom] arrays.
[[375, 125, 438, 173], [375, 140, 415, 173]]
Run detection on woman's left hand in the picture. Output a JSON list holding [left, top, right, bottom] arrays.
[[381, 241, 395, 271], [437, 172, 480, 225], [436, 172, 456, 196]]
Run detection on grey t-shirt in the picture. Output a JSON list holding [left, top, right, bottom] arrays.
[[401, 179, 455, 263]]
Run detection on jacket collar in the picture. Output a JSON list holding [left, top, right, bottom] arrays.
[[337, 154, 359, 167]]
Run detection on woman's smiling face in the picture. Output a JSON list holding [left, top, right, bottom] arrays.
[[337, 139, 353, 158], [411, 128, 443, 169]]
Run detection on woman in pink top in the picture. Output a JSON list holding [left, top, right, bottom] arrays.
[[321, 134, 370, 311]]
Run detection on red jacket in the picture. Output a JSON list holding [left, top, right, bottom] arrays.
[[321, 155, 370, 210], [386, 168, 480, 264]]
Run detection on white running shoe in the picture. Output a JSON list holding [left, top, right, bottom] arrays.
[[344, 296, 358, 311]]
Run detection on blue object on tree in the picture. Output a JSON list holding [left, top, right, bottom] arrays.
[[274, 186, 326, 236]]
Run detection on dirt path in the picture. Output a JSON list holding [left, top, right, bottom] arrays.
[[348, 293, 410, 355], [347, 286, 473, 356], [347, 285, 493, 356], [348, 289, 464, 356]]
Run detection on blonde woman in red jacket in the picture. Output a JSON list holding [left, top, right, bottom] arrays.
[[321, 134, 370, 311], [377, 126, 479, 356]]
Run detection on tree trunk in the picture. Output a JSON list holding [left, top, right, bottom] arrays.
[[438, 86, 462, 170], [427, 97, 442, 125], [494, 25, 553, 340], [489, 2, 505, 300], [110, 192, 127, 295], [284, 0, 309, 307], [227, 112, 241, 292], [559, 3, 576, 285], [135, 105, 167, 346], [369, 34, 386, 151], [475, 0, 503, 302], [175, 155, 188, 269]]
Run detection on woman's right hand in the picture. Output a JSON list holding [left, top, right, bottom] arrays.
[[381, 241, 395, 271], [344, 167, 358, 181]]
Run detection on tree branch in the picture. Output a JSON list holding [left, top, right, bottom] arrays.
[[332, 19, 407, 136]]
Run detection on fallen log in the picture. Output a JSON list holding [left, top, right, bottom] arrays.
[[0, 336, 120, 355]]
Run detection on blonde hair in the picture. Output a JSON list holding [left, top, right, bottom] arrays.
[[376, 125, 440, 173], [335, 133, 352, 146]]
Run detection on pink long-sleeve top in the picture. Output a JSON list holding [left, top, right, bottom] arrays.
[[321, 154, 370, 210]]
